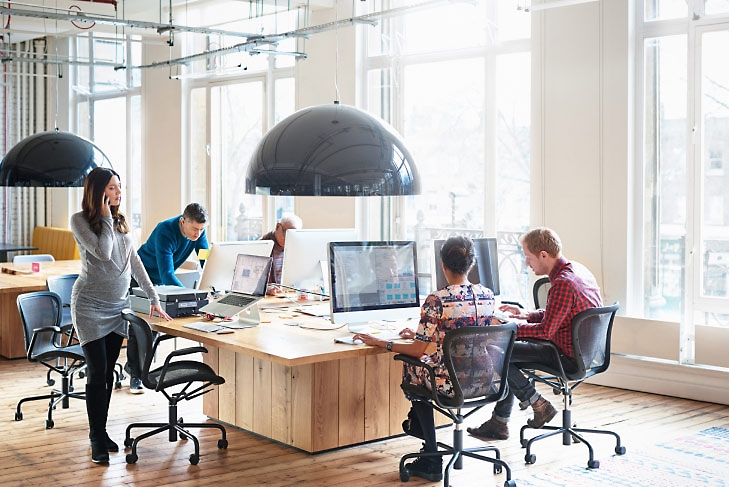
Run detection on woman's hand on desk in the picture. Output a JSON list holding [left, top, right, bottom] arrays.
[[398, 328, 416, 339], [149, 304, 172, 321]]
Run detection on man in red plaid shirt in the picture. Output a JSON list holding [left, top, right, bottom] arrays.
[[468, 227, 602, 441]]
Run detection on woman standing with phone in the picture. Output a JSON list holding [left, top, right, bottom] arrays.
[[70, 167, 172, 464]]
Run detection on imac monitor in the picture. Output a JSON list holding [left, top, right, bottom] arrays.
[[197, 240, 274, 292], [328, 241, 420, 324], [433, 238, 500, 295], [280, 228, 359, 295]]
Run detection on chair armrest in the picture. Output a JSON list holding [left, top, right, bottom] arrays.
[[516, 337, 570, 380], [156, 346, 209, 388], [151, 332, 174, 357], [501, 300, 524, 309], [28, 325, 64, 357], [393, 353, 439, 402]]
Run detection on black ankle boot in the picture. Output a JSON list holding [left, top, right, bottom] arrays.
[[90, 439, 109, 464], [404, 457, 443, 482], [86, 384, 110, 464]]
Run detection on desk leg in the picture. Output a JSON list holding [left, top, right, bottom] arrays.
[[0, 250, 8, 263]]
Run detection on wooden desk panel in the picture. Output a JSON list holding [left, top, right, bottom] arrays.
[[0, 260, 81, 358], [148, 305, 438, 452]]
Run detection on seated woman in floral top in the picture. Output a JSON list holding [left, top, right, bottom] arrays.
[[353, 235, 496, 482]]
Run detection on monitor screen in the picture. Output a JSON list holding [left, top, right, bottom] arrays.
[[197, 240, 274, 292], [433, 238, 500, 295], [281, 228, 359, 294], [329, 241, 421, 324]]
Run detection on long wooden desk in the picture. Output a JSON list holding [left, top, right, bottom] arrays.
[[0, 260, 81, 359], [148, 301, 432, 453]]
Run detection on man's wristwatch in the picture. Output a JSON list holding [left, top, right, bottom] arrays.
[[386, 341, 393, 351]]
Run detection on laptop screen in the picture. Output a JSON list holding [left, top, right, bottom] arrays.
[[230, 254, 272, 296]]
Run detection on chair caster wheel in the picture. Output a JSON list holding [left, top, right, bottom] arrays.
[[588, 459, 600, 469], [47, 379, 55, 386], [494, 464, 502, 474], [15, 411, 23, 421], [525, 453, 536, 464], [45, 419, 54, 429], [180, 432, 190, 441], [615, 446, 626, 455], [520, 439, 528, 448], [504, 481, 517, 487], [124, 438, 134, 448], [79, 371, 86, 379], [218, 439, 228, 449], [399, 467, 410, 482], [189, 454, 199, 465], [115, 381, 122, 390], [126, 453, 138, 464]]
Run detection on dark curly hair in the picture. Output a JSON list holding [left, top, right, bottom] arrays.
[[440, 236, 475, 276]]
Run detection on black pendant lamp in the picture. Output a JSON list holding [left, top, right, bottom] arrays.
[[0, 130, 111, 187], [246, 103, 420, 196]]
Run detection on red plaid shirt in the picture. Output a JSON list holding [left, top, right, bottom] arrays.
[[517, 258, 602, 357]]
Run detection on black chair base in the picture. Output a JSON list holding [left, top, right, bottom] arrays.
[[124, 403, 227, 465], [399, 427, 516, 487], [15, 375, 85, 429], [519, 409, 626, 468]]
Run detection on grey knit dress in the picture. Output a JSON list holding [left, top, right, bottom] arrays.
[[70, 213, 160, 347]]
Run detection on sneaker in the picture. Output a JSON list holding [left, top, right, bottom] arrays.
[[404, 457, 442, 482], [129, 376, 144, 394], [467, 416, 509, 440], [528, 396, 557, 428]]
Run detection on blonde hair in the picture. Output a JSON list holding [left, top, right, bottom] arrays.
[[520, 227, 562, 258]]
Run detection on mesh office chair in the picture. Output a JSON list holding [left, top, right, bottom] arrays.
[[532, 277, 551, 309], [395, 324, 518, 487], [121, 310, 228, 465], [13, 254, 55, 263], [14, 291, 86, 429], [517, 303, 626, 468]]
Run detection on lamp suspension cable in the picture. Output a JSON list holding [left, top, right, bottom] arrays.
[[334, 0, 340, 103]]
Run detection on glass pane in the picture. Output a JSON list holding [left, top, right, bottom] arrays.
[[643, 35, 687, 320], [644, 0, 689, 21], [495, 0, 531, 42], [130, 39, 142, 88], [76, 36, 90, 92], [402, 3, 489, 54], [401, 57, 485, 278], [699, 30, 729, 305], [92, 38, 127, 93], [495, 52, 531, 303], [190, 87, 208, 218], [129, 95, 142, 243], [705, 0, 729, 15], [211, 82, 263, 241], [274, 77, 295, 124]]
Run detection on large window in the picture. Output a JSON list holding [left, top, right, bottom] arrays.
[[73, 34, 143, 242], [640, 2, 729, 346], [183, 9, 297, 242], [361, 0, 531, 301]]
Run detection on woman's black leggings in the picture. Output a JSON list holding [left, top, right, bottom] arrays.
[[81, 332, 124, 388]]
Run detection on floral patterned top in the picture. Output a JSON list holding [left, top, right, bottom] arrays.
[[402, 283, 495, 398]]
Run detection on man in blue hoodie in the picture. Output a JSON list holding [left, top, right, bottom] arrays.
[[126, 203, 209, 393]]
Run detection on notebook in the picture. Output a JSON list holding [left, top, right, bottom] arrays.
[[199, 253, 272, 324]]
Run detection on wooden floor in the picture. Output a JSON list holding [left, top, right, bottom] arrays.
[[3, 342, 729, 487]]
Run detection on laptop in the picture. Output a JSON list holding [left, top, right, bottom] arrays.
[[199, 253, 272, 325]]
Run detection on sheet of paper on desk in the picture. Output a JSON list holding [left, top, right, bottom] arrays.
[[334, 336, 365, 345], [183, 321, 223, 333]]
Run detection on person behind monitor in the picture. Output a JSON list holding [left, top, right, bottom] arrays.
[[353, 236, 496, 482], [126, 203, 209, 393], [466, 227, 603, 441], [259, 213, 302, 294], [70, 167, 172, 464]]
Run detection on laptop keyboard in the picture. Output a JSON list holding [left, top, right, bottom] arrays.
[[217, 294, 255, 307]]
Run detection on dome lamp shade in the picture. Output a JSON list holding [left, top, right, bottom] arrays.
[[246, 103, 420, 196], [0, 130, 112, 187]]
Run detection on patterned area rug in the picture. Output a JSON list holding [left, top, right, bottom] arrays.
[[515, 427, 729, 487]]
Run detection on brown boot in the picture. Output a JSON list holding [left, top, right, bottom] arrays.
[[527, 396, 557, 428], [467, 417, 509, 440]]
